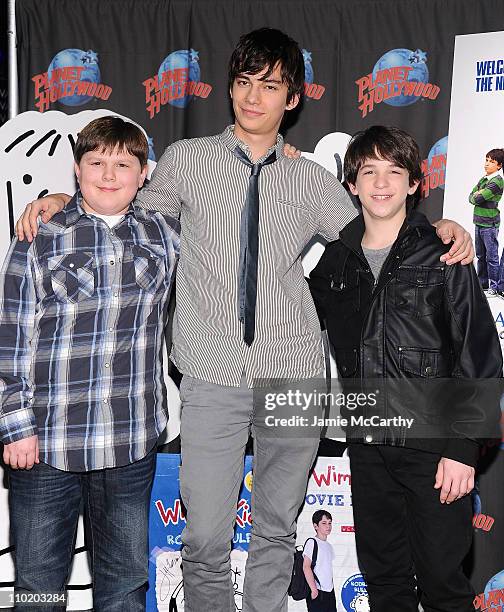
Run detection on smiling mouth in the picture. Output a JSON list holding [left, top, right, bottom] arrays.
[[98, 187, 120, 192], [371, 195, 393, 200], [241, 108, 263, 117]]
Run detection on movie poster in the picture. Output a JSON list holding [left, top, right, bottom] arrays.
[[443, 31, 504, 611]]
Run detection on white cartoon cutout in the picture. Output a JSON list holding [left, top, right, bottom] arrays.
[[351, 593, 371, 612]]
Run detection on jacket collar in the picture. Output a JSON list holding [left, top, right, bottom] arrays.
[[339, 207, 433, 255]]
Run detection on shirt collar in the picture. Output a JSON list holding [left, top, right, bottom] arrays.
[[219, 124, 284, 163], [484, 170, 501, 181], [58, 191, 145, 228]]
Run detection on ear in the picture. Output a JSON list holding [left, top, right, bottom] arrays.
[[408, 180, 420, 195], [285, 93, 300, 111], [138, 166, 148, 188], [348, 182, 359, 196], [74, 162, 81, 181]]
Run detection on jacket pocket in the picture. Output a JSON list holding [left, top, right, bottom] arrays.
[[335, 348, 359, 377], [132, 243, 166, 293], [398, 346, 452, 377], [48, 251, 95, 303], [394, 265, 444, 316]]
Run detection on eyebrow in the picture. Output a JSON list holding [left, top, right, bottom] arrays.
[[237, 74, 282, 85]]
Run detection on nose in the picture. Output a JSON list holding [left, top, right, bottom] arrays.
[[102, 165, 116, 181], [245, 83, 261, 105], [373, 172, 388, 188]]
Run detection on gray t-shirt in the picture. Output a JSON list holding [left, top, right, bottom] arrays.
[[362, 244, 392, 280]]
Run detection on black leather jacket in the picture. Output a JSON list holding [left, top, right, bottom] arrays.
[[309, 210, 502, 466]]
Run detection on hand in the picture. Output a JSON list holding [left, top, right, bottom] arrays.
[[434, 457, 475, 504], [310, 587, 319, 600], [283, 143, 301, 160], [16, 194, 70, 242], [434, 219, 474, 265], [3, 435, 39, 470]]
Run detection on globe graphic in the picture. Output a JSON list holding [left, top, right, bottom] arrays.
[[471, 489, 482, 516], [372, 48, 429, 107], [158, 49, 200, 109], [427, 136, 448, 191], [47, 49, 100, 106], [302, 49, 314, 85], [147, 136, 156, 162], [484, 569, 504, 609]]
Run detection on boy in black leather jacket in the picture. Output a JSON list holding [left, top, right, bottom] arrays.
[[309, 126, 502, 612]]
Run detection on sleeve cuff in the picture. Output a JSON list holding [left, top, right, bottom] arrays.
[[442, 438, 480, 468], [0, 407, 37, 444]]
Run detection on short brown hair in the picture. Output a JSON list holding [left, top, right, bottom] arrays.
[[74, 116, 148, 167], [344, 125, 422, 207]]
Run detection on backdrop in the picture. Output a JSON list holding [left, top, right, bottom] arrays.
[[1, 0, 504, 609]]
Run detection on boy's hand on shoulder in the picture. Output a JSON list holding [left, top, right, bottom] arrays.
[[434, 457, 475, 504], [16, 194, 70, 242], [434, 219, 474, 265], [283, 143, 301, 160], [3, 435, 39, 470]]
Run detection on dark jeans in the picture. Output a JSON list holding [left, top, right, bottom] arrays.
[[9, 448, 157, 612], [475, 225, 499, 289], [306, 588, 336, 611], [349, 444, 474, 612]]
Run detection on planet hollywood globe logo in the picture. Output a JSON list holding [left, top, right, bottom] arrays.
[[474, 569, 504, 610], [302, 49, 325, 100], [32, 49, 112, 112], [356, 48, 440, 118], [143, 49, 212, 119], [421, 136, 447, 199]]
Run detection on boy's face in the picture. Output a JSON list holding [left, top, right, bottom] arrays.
[[230, 62, 299, 142], [314, 515, 332, 537], [485, 156, 502, 175], [348, 156, 419, 223], [74, 146, 147, 216]]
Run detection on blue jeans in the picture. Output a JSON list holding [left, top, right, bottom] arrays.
[[8, 448, 157, 611], [475, 225, 499, 289]]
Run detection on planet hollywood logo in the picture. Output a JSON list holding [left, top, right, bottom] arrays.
[[32, 49, 112, 113], [143, 49, 212, 119], [421, 136, 447, 199], [355, 48, 440, 118], [473, 569, 504, 611], [302, 49, 325, 100], [472, 482, 495, 533]]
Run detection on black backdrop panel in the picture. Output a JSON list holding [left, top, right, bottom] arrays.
[[14, 0, 504, 600]]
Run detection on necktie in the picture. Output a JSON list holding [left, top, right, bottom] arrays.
[[234, 146, 277, 346]]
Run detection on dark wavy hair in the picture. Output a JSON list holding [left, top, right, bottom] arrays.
[[228, 28, 305, 104]]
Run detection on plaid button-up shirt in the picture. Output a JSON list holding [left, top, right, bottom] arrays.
[[0, 194, 179, 471]]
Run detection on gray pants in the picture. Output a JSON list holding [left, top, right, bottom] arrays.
[[179, 375, 321, 612]]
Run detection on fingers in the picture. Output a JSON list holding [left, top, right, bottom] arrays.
[[434, 461, 444, 490], [3, 436, 40, 470], [439, 230, 473, 266], [436, 459, 475, 504]]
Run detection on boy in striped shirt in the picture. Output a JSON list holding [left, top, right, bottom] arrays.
[[469, 148, 504, 296]]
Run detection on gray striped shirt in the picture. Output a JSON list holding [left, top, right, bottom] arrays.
[[136, 125, 357, 386]]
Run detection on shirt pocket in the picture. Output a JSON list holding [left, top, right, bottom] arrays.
[[47, 251, 96, 303], [132, 243, 166, 293], [393, 265, 444, 317]]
